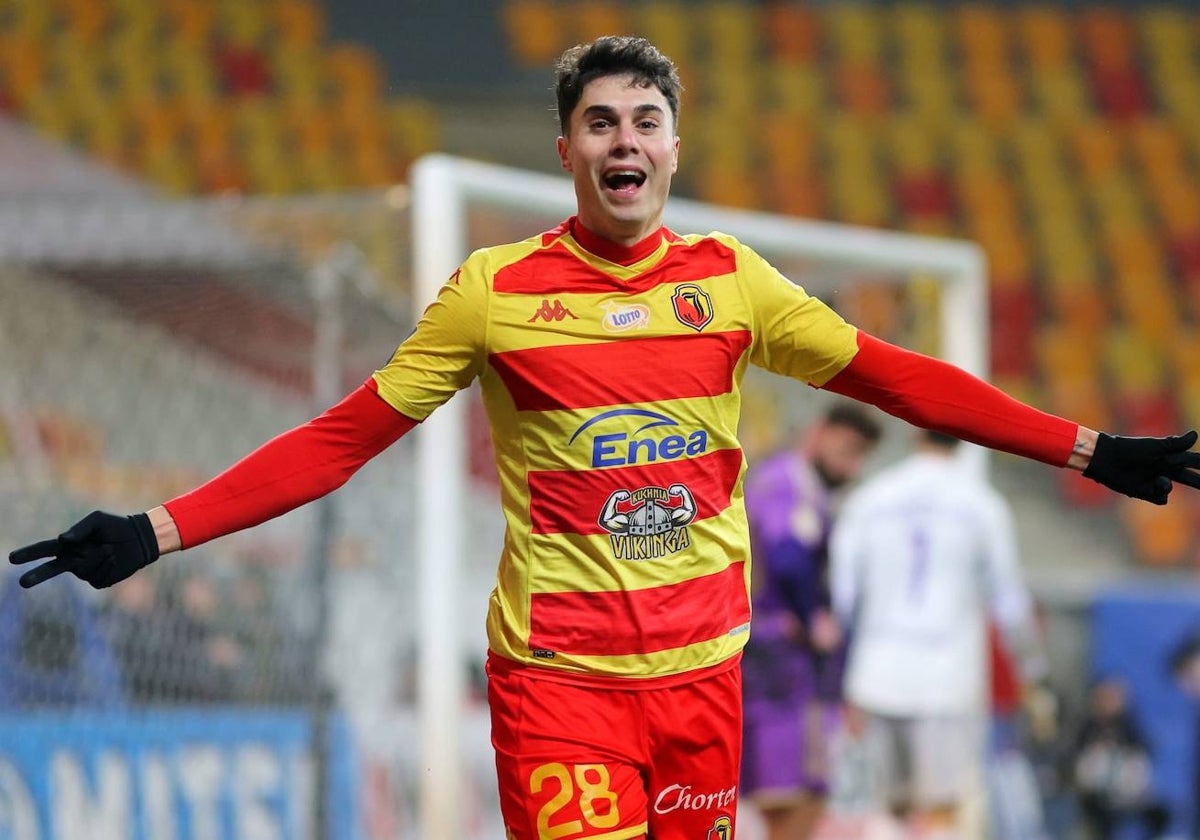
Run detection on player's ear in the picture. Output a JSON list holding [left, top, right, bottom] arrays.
[[671, 135, 679, 173], [557, 135, 571, 172]]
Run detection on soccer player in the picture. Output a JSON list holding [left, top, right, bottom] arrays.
[[741, 403, 881, 840], [829, 430, 1051, 840], [10, 36, 1200, 840]]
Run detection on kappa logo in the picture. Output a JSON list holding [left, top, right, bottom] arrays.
[[528, 298, 578, 323], [601, 301, 650, 332], [671, 283, 713, 331], [598, 484, 697, 561]]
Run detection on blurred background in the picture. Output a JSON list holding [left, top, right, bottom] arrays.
[[2, 1, 1200, 838]]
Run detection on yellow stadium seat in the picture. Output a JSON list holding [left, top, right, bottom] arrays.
[[964, 64, 1021, 130], [217, 0, 268, 48], [1031, 67, 1093, 128], [1105, 326, 1169, 395], [271, 44, 325, 105], [950, 121, 1001, 173], [161, 37, 219, 105], [388, 98, 441, 164], [836, 62, 890, 119], [502, 0, 566, 67], [894, 2, 945, 59], [273, 0, 325, 50], [825, 4, 883, 65], [1121, 497, 1195, 567], [769, 63, 825, 117], [1017, 6, 1073, 70], [59, 0, 111, 46], [954, 5, 1009, 64], [1039, 324, 1102, 385], [326, 44, 383, 106], [889, 116, 938, 174], [6, 0, 53, 36], [628, 4, 692, 89], [162, 0, 216, 45], [573, 1, 629, 44], [761, 111, 815, 175], [1151, 181, 1200, 236], [1070, 121, 1122, 182], [1138, 8, 1194, 68], [701, 2, 759, 68]]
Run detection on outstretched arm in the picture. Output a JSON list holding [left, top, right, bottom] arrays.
[[825, 331, 1200, 503], [9, 381, 417, 588]]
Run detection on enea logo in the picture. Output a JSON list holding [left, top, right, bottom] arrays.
[[600, 301, 650, 333], [568, 408, 709, 468], [528, 298, 578, 323]]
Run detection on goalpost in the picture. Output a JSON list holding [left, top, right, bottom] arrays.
[[410, 153, 988, 840]]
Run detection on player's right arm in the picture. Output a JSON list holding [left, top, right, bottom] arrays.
[[10, 256, 490, 589]]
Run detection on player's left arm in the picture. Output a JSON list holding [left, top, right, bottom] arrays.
[[823, 331, 1200, 505]]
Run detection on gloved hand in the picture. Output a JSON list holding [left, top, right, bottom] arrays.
[[1083, 430, 1200, 504], [9, 510, 160, 589]]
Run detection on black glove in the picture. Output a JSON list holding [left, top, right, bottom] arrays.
[[1083, 430, 1200, 504], [9, 510, 160, 589]]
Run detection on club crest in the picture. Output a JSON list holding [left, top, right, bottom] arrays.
[[671, 284, 713, 331]]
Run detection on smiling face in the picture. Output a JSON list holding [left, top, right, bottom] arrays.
[[557, 73, 680, 247]]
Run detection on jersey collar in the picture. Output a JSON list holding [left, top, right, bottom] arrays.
[[568, 217, 665, 267]]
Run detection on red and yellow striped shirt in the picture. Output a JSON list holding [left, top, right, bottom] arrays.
[[372, 219, 859, 679]]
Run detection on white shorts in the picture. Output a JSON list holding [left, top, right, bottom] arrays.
[[863, 711, 984, 810]]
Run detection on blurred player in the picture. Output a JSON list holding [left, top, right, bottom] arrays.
[[830, 430, 1050, 840], [10, 36, 1200, 840], [741, 403, 881, 840]]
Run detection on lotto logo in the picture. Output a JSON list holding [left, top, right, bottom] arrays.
[[529, 298, 578, 322]]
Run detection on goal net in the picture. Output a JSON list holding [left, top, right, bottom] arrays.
[[0, 153, 984, 840]]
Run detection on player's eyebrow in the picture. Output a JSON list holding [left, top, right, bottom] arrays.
[[580, 103, 666, 122]]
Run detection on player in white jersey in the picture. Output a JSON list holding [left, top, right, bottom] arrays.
[[830, 429, 1045, 839]]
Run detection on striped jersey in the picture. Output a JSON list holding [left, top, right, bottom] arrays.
[[372, 218, 859, 680]]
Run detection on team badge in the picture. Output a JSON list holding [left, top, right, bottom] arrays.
[[598, 483, 697, 560], [671, 283, 713, 331], [707, 816, 733, 840]]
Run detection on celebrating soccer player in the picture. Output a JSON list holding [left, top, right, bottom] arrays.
[[11, 36, 1200, 840]]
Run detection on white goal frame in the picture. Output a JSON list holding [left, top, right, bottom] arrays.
[[410, 153, 988, 839]]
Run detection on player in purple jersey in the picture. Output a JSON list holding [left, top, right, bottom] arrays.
[[741, 403, 882, 840]]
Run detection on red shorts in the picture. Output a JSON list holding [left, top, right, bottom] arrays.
[[487, 655, 742, 840]]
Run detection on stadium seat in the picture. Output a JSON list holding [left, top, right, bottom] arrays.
[[162, 0, 217, 45], [769, 63, 825, 117], [1080, 6, 1136, 72], [59, 0, 111, 47], [1017, 6, 1073, 71], [826, 3, 883, 64], [273, 0, 325, 50], [764, 4, 818, 63], [701, 2, 758, 69], [502, 0, 567, 67], [836, 63, 890, 119], [1122, 496, 1196, 567], [1070, 121, 1122, 183], [0, 34, 46, 110], [325, 44, 383, 108], [954, 5, 1009, 64], [217, 0, 269, 48], [632, 3, 692, 79], [572, 1, 629, 45]]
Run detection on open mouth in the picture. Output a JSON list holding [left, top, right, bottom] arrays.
[[603, 169, 647, 195]]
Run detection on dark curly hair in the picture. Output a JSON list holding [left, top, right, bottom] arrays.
[[554, 36, 683, 135]]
